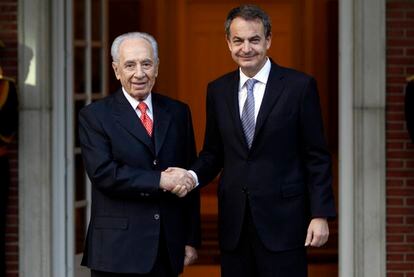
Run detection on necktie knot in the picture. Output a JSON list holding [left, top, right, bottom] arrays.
[[137, 102, 148, 113], [245, 78, 258, 94]]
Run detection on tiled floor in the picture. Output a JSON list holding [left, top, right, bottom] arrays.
[[182, 264, 338, 277]]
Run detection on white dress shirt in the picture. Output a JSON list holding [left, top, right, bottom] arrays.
[[238, 58, 271, 121], [122, 87, 154, 121]]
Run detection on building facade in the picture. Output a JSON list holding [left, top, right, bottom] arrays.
[[1, 0, 413, 276]]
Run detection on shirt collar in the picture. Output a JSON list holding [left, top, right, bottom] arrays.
[[122, 87, 153, 114], [239, 57, 271, 89]]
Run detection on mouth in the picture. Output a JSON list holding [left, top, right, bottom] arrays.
[[238, 55, 255, 60], [131, 81, 147, 89]]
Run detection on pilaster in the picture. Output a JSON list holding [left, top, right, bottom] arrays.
[[18, 0, 52, 276]]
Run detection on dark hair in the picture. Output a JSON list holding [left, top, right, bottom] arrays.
[[225, 4, 272, 38]]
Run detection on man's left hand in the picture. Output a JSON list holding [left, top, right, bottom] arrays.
[[304, 218, 329, 247], [184, 245, 198, 266]]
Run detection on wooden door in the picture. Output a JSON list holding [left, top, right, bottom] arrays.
[[176, 0, 305, 150], [107, 0, 338, 274]]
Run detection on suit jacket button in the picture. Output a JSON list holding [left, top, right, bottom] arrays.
[[153, 159, 158, 166], [140, 192, 145, 196], [154, 214, 160, 220]]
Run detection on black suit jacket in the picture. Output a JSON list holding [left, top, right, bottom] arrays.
[[79, 90, 200, 275], [192, 62, 336, 252]]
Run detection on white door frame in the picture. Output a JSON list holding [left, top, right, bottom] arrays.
[[17, 0, 387, 276], [18, 0, 53, 275], [51, 0, 70, 275], [339, 0, 386, 276]]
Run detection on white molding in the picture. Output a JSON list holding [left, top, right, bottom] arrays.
[[339, 0, 355, 275], [354, 0, 386, 276], [18, 0, 52, 276], [65, 0, 75, 273], [51, 0, 69, 276], [16, 0, 387, 276], [339, 0, 386, 276]]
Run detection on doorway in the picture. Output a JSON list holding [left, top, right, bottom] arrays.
[[70, 0, 339, 276], [142, 1, 339, 275]]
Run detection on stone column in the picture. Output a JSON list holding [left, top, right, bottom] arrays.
[[18, 0, 52, 276], [339, 0, 386, 276]]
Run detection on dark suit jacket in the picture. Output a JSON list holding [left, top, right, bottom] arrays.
[[79, 90, 200, 275], [192, 61, 336, 252]]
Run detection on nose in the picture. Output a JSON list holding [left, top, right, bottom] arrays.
[[242, 41, 251, 52], [134, 65, 145, 78]]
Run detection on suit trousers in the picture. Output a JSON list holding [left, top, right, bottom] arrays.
[[91, 225, 176, 277], [220, 199, 308, 277]]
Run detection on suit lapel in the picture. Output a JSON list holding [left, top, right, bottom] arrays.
[[253, 63, 285, 142], [225, 63, 286, 151], [223, 72, 249, 149], [152, 93, 172, 156], [112, 90, 154, 154]]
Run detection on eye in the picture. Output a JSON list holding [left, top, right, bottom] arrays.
[[232, 39, 242, 46], [125, 63, 135, 70], [141, 62, 153, 70], [250, 38, 261, 44]]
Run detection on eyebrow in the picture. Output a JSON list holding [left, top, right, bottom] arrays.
[[140, 59, 153, 63], [123, 60, 136, 65], [232, 35, 261, 41], [123, 58, 153, 65]]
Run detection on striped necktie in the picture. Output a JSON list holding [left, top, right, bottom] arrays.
[[241, 78, 258, 148]]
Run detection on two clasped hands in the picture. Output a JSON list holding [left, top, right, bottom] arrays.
[[159, 167, 196, 197], [159, 167, 198, 265]]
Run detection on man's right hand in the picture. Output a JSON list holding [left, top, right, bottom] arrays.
[[159, 167, 196, 197]]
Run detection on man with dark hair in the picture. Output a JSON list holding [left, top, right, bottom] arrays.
[[178, 4, 336, 276]]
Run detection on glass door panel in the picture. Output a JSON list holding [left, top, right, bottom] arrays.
[[70, 0, 108, 276]]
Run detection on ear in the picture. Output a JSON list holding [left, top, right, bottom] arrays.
[[154, 59, 159, 77], [226, 35, 232, 51], [112, 62, 120, 80], [265, 33, 272, 50]]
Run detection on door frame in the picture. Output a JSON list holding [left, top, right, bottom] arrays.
[[338, 0, 386, 276], [17, 0, 387, 276]]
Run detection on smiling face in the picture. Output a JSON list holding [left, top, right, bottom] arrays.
[[227, 17, 271, 77], [112, 37, 159, 100]]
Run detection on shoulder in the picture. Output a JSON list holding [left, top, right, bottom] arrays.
[[152, 92, 188, 108], [152, 92, 190, 112], [79, 90, 119, 117], [208, 70, 238, 90], [274, 63, 314, 84], [269, 63, 318, 95]]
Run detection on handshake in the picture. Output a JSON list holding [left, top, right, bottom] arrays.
[[159, 167, 196, 197]]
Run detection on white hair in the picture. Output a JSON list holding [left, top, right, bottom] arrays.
[[110, 32, 159, 63]]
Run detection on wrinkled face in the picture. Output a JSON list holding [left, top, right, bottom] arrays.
[[112, 38, 159, 100], [227, 17, 271, 77]]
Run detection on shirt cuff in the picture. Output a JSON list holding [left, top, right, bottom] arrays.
[[188, 170, 200, 187]]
